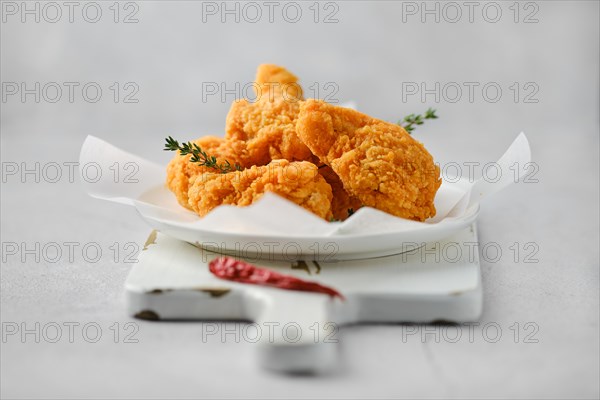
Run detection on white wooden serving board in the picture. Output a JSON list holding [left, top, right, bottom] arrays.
[[126, 226, 482, 373]]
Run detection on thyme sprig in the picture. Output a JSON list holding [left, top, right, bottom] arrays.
[[164, 136, 242, 173], [399, 108, 438, 133]]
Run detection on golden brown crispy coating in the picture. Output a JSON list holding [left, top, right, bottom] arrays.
[[225, 99, 313, 165], [187, 160, 333, 219], [225, 64, 313, 165], [166, 64, 315, 215], [318, 166, 362, 221], [166, 136, 246, 210], [254, 64, 303, 102], [296, 100, 441, 221]]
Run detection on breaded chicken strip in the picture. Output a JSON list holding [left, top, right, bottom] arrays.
[[166, 63, 304, 208], [226, 99, 313, 165], [166, 136, 246, 210], [225, 64, 313, 165], [224, 65, 359, 220], [296, 100, 441, 221], [167, 64, 311, 213], [187, 160, 333, 219], [255, 64, 303, 102], [318, 166, 362, 221]]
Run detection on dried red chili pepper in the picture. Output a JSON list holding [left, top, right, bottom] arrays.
[[209, 257, 345, 300]]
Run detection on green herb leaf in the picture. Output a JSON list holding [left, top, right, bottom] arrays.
[[398, 108, 438, 133], [164, 136, 242, 174]]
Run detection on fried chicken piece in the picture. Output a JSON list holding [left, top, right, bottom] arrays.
[[296, 100, 441, 221], [318, 166, 362, 221], [225, 99, 313, 165], [225, 64, 313, 165], [255, 64, 303, 102], [167, 64, 307, 208], [167, 66, 312, 212], [187, 160, 333, 219], [166, 136, 246, 210]]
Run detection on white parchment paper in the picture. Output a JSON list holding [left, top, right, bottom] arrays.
[[80, 133, 531, 237]]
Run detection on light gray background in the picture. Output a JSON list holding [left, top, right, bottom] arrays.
[[1, 1, 599, 398]]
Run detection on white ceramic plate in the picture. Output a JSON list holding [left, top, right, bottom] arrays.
[[80, 134, 536, 261], [134, 180, 480, 261]]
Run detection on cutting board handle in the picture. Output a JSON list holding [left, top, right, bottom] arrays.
[[246, 290, 340, 373]]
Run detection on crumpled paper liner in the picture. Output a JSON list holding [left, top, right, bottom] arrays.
[[79, 133, 531, 237]]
